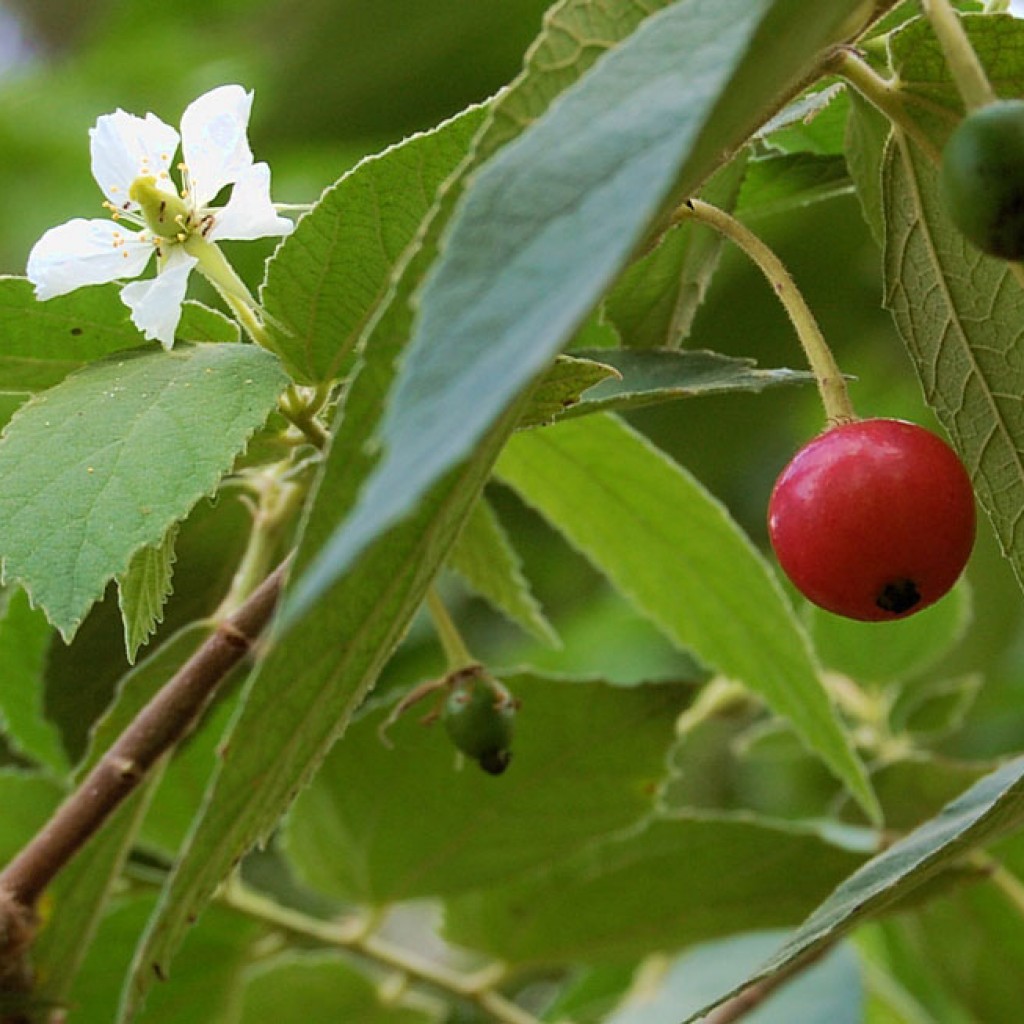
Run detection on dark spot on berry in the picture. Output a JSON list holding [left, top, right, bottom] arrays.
[[876, 577, 921, 615], [70, 327, 83, 336], [478, 749, 512, 775]]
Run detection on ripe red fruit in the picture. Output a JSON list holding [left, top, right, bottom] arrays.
[[767, 419, 975, 621]]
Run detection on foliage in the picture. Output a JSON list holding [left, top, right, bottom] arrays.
[[2, 2, 1024, 1023]]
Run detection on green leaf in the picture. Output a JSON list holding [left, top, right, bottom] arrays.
[[443, 813, 868, 968], [495, 413, 877, 820], [517, 354, 620, 429], [881, 134, 1024, 590], [681, 755, 1024, 1022], [34, 780, 161, 1012], [758, 82, 851, 155], [845, 91, 894, 247], [0, 588, 67, 775], [737, 151, 851, 218], [283, 674, 694, 904], [0, 769, 64, 864], [808, 579, 972, 684], [261, 105, 489, 385], [0, 278, 147, 393], [116, 524, 178, 664], [0, 279, 239, 394], [603, 154, 748, 350], [447, 498, 558, 645], [118, 331, 531, 1023], [890, 675, 984, 744], [605, 934, 863, 1024], [235, 953, 438, 1024], [889, 13, 1024, 152], [559, 348, 812, 418], [72, 895, 261, 1024], [283, 0, 880, 626], [0, 343, 289, 639]]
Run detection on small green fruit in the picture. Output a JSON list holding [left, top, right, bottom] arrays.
[[940, 100, 1024, 260], [443, 672, 517, 775]]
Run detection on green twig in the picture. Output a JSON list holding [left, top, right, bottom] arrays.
[[919, 0, 996, 112], [221, 884, 544, 1024], [426, 588, 476, 671], [829, 48, 943, 163], [677, 199, 856, 425]]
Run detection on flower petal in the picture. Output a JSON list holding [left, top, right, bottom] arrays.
[[119, 248, 197, 349], [208, 162, 294, 241], [27, 218, 154, 299], [90, 110, 180, 209], [180, 84, 255, 209]]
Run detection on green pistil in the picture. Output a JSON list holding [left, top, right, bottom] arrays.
[[128, 175, 191, 240]]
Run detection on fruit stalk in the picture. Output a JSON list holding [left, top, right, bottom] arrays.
[[680, 199, 856, 425], [919, 0, 996, 112]]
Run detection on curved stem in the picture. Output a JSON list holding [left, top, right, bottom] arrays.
[[221, 885, 542, 1024], [919, 0, 996, 112], [184, 236, 277, 351], [426, 588, 476, 671], [678, 200, 856, 425]]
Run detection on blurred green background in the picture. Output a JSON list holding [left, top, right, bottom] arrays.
[[4, 0, 1024, 781]]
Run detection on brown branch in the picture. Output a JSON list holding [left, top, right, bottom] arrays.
[[0, 556, 292, 914], [703, 943, 834, 1024]]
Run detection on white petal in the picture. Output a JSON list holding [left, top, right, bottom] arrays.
[[208, 162, 294, 241], [90, 110, 180, 208], [27, 218, 154, 299], [120, 248, 197, 350], [180, 85, 255, 209]]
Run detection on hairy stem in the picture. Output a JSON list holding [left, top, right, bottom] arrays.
[[222, 885, 540, 1024], [829, 48, 943, 163], [919, 0, 996, 112], [426, 588, 476, 671], [678, 199, 856, 425], [0, 557, 291, 911]]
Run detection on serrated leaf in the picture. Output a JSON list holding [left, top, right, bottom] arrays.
[[495, 413, 877, 820], [604, 155, 748, 350], [0, 343, 288, 639], [0, 588, 67, 775], [116, 524, 178, 664], [442, 813, 867, 968], [447, 499, 558, 645], [559, 348, 812, 418], [845, 91, 892, 247], [261, 105, 488, 385], [757, 82, 849, 154], [881, 134, 1024, 590], [0, 279, 239, 394], [282, 0, 880, 627], [682, 756, 1024, 1023], [283, 674, 694, 904], [517, 354, 620, 429]]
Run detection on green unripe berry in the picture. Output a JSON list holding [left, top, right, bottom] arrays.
[[940, 100, 1024, 260], [443, 672, 517, 775]]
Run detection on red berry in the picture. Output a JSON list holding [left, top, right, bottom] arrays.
[[767, 419, 975, 621]]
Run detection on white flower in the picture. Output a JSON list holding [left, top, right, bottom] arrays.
[[27, 84, 293, 349]]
